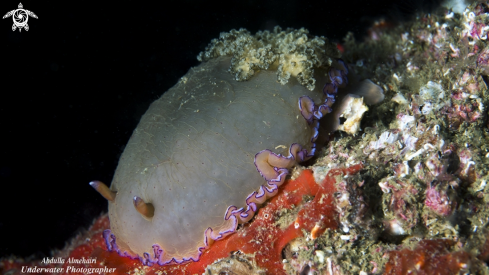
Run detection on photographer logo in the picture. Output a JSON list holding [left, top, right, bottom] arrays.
[[3, 3, 38, 32]]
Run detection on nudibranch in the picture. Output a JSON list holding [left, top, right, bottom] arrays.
[[91, 27, 354, 265]]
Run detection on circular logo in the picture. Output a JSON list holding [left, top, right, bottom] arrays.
[[13, 9, 27, 27], [3, 3, 38, 32]]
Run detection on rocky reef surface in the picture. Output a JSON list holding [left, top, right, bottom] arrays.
[[279, 1, 489, 274]]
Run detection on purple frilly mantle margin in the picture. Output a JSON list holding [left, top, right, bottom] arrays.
[[103, 59, 349, 266]]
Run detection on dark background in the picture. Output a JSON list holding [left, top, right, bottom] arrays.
[[0, 0, 444, 259]]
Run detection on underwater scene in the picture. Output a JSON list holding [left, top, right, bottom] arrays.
[[2, 0, 489, 274]]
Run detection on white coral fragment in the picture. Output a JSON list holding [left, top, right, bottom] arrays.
[[337, 96, 368, 135], [419, 81, 445, 101], [369, 131, 399, 150], [418, 81, 447, 115], [397, 114, 415, 130], [391, 93, 408, 104]]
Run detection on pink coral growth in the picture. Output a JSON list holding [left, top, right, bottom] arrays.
[[382, 180, 419, 233], [425, 184, 452, 217], [477, 47, 489, 75], [444, 102, 481, 129], [457, 71, 481, 94], [461, 6, 489, 41], [463, 21, 488, 40]]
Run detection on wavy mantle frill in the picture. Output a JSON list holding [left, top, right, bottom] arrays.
[[103, 60, 349, 266]]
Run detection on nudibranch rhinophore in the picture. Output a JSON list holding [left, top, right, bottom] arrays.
[[90, 27, 367, 265]]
